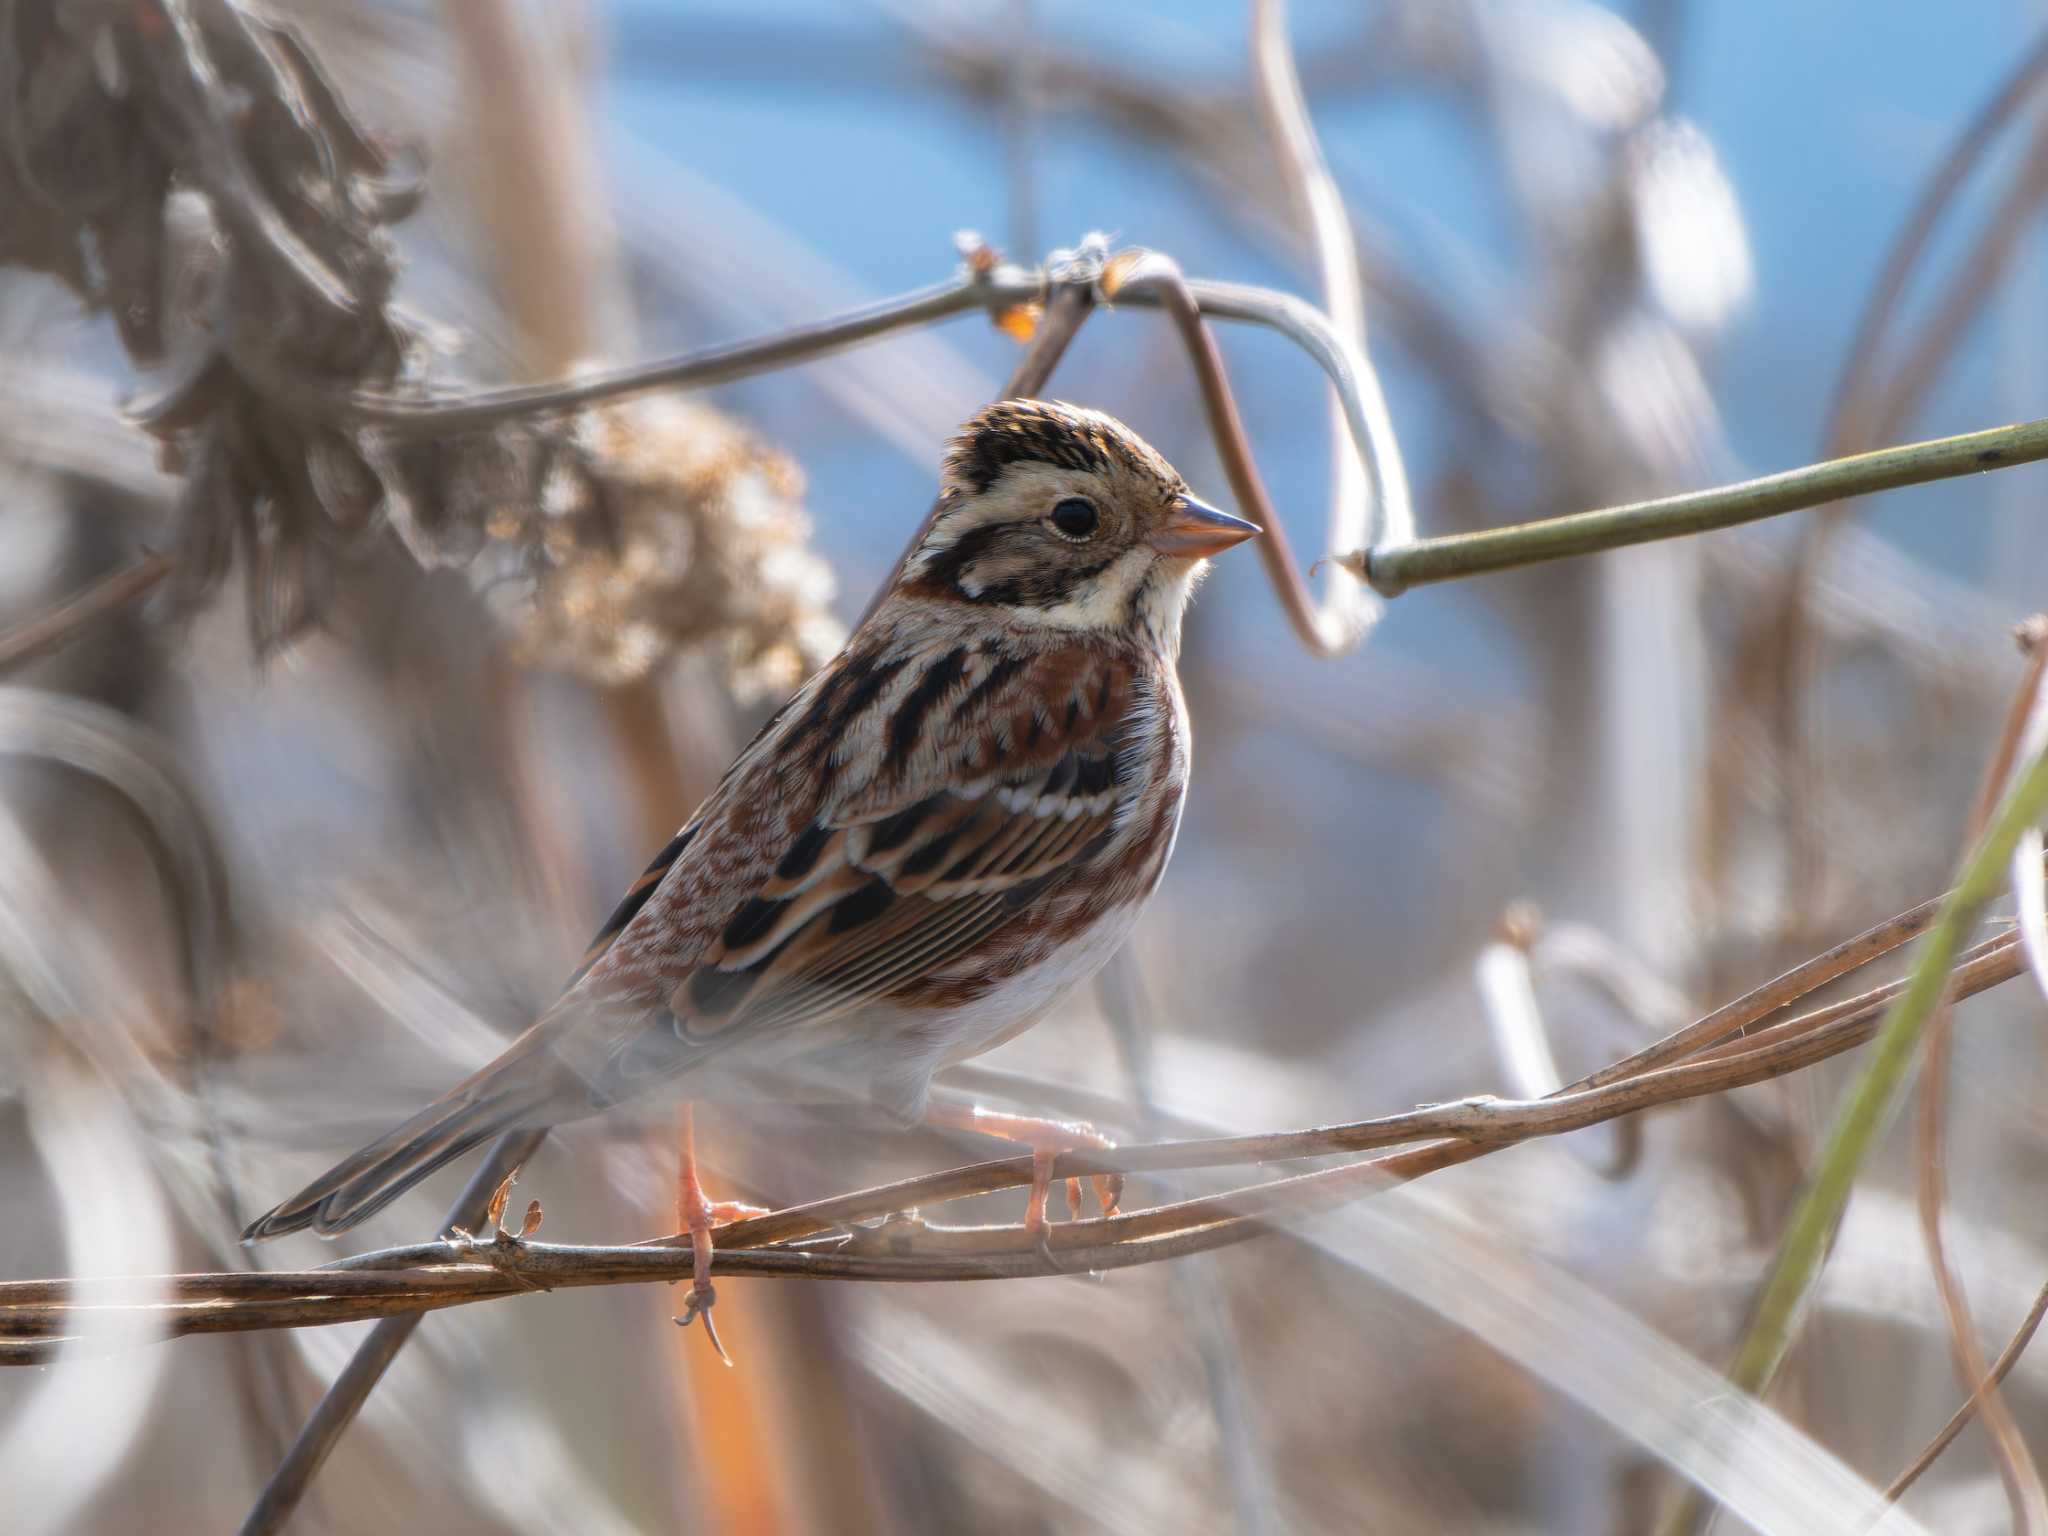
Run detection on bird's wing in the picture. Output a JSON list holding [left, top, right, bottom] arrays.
[[547, 631, 1155, 1110], [239, 629, 1163, 1240]]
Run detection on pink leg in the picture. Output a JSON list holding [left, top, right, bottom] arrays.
[[924, 1102, 1123, 1233], [674, 1103, 768, 1365]]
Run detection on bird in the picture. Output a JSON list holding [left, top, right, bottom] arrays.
[[243, 397, 1258, 1345]]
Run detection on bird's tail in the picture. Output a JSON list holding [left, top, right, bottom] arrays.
[[241, 1081, 557, 1242]]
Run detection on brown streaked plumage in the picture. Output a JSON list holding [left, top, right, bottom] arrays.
[[244, 398, 1256, 1324]]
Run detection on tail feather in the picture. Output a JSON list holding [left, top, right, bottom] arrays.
[[241, 1087, 550, 1242]]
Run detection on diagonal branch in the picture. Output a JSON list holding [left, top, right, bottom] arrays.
[[1888, 1279, 2048, 1503], [0, 552, 173, 676], [236, 1130, 546, 1536], [1660, 667, 2048, 1535]]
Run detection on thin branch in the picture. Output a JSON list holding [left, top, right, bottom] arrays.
[[307, 278, 986, 435], [2, 896, 2027, 1360], [1573, 881, 1955, 1089], [1353, 414, 2048, 595], [1822, 25, 2048, 457], [1887, 1280, 2048, 1504], [0, 552, 173, 675], [291, 253, 1394, 483], [1103, 249, 1373, 657], [236, 1129, 547, 1536], [300, 246, 1404, 600]]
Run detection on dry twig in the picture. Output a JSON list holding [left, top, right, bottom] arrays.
[[1888, 1280, 2048, 1504], [1, 886, 2030, 1365], [0, 552, 173, 675]]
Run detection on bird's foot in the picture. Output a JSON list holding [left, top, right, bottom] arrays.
[[696, 1197, 772, 1227], [672, 1103, 759, 1366], [672, 1180, 762, 1367], [926, 1103, 1123, 1235]]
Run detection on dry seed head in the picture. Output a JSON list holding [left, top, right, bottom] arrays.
[[502, 397, 842, 695]]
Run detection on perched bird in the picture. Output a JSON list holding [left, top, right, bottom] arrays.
[[244, 398, 1257, 1339]]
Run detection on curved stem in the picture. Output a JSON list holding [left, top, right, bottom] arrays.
[[1250, 0, 1407, 642], [1106, 251, 1370, 656]]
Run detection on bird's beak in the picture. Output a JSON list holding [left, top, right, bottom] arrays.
[[1147, 497, 1260, 559]]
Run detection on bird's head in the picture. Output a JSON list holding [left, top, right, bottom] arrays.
[[900, 399, 1257, 652]]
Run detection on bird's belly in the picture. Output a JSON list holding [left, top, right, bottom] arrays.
[[931, 903, 1143, 1066], [715, 899, 1135, 1115], [691, 900, 1146, 1123]]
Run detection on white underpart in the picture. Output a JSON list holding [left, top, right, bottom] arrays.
[[932, 896, 1148, 1065], [1118, 670, 1187, 839], [1029, 546, 1153, 628], [1008, 547, 1205, 656], [840, 897, 1149, 1121]]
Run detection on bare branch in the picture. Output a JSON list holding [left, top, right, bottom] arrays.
[[1887, 1280, 2048, 1504], [1823, 26, 2048, 457], [0, 884, 2029, 1363], [237, 1130, 546, 1536], [1104, 249, 1375, 657], [0, 552, 173, 676], [320, 277, 988, 435]]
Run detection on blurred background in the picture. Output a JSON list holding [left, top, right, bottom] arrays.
[[4, 0, 2048, 1531]]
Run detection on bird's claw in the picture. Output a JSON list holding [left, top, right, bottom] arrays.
[[673, 1280, 732, 1367], [1084, 1171, 1124, 1221], [1030, 1220, 1061, 1271], [1019, 1120, 1121, 1229]]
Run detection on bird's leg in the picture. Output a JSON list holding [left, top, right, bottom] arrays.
[[673, 1102, 767, 1365], [924, 1102, 1123, 1233]]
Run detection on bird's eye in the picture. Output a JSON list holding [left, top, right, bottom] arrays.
[[1047, 497, 1099, 540]]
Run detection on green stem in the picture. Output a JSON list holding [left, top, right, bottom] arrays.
[[1358, 416, 2048, 594], [1660, 735, 2048, 1533]]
